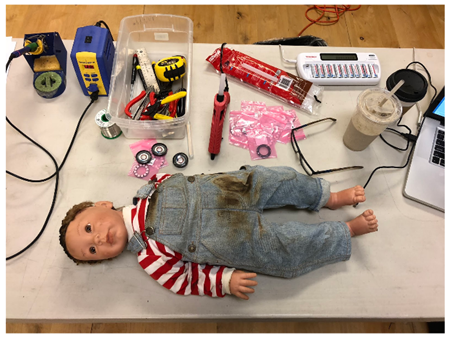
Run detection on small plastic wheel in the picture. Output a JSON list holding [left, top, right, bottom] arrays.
[[152, 143, 168, 157], [256, 144, 271, 159], [173, 152, 189, 168], [136, 150, 152, 164]]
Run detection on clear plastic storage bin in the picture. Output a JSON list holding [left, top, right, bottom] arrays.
[[107, 14, 193, 139]]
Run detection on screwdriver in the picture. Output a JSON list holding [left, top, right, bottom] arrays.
[[130, 54, 138, 100], [136, 65, 149, 92]]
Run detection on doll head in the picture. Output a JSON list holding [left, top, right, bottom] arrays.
[[59, 201, 128, 264]]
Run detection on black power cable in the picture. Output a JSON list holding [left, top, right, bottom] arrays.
[[6, 116, 60, 260], [6, 97, 97, 183], [6, 59, 99, 260], [95, 20, 114, 42]]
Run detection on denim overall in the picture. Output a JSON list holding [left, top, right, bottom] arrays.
[[141, 165, 351, 278]]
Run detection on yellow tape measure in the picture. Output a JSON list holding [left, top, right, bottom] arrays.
[[154, 56, 186, 82]]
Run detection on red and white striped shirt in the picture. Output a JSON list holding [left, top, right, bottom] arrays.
[[123, 173, 235, 297]]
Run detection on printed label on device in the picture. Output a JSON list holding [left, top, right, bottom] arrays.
[[76, 51, 108, 95]]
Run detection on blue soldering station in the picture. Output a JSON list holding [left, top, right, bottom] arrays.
[[70, 23, 115, 96]]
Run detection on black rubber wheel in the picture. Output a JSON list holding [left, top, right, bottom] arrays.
[[173, 152, 189, 168], [136, 150, 152, 164], [152, 143, 168, 157]]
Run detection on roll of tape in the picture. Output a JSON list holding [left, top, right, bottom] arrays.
[[95, 109, 122, 139]]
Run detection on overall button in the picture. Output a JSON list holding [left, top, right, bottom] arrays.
[[146, 227, 155, 236], [187, 176, 195, 183], [188, 244, 196, 252]]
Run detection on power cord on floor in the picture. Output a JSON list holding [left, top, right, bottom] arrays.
[[298, 5, 361, 36]]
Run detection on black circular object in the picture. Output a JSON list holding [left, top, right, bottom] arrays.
[[256, 144, 271, 159], [173, 152, 189, 168], [136, 150, 152, 164], [386, 69, 428, 103], [152, 143, 168, 157]]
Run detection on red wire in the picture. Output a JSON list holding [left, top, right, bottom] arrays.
[[298, 5, 361, 36]]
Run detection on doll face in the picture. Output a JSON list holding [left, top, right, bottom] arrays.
[[65, 201, 128, 261]]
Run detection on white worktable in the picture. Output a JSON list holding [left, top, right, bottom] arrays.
[[6, 41, 445, 322]]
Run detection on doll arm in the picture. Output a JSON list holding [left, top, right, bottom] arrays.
[[229, 270, 258, 300], [138, 239, 235, 297]]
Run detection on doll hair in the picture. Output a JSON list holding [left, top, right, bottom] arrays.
[[59, 201, 105, 265]]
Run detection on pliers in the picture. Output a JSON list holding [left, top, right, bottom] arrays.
[[125, 90, 186, 120]]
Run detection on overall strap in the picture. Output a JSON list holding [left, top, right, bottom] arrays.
[[133, 181, 157, 206]]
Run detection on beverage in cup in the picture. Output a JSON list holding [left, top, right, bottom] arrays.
[[343, 88, 402, 151], [386, 69, 428, 115]]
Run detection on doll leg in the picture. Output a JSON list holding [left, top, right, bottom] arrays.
[[248, 210, 378, 277], [224, 214, 352, 278], [346, 209, 378, 236], [324, 185, 366, 209], [199, 209, 378, 278], [239, 165, 331, 211], [240, 165, 365, 211]]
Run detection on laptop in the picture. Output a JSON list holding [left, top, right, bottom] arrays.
[[404, 87, 445, 212]]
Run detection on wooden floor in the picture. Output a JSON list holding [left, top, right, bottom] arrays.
[[6, 5, 444, 48], [5, 4, 444, 334]]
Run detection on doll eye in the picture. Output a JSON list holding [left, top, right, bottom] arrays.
[[89, 246, 96, 254], [85, 224, 92, 233]]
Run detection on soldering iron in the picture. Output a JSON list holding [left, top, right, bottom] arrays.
[[8, 42, 39, 61]]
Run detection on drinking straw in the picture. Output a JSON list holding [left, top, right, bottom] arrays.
[[379, 79, 405, 107]]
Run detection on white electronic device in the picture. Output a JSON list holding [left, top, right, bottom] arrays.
[[279, 46, 381, 86]]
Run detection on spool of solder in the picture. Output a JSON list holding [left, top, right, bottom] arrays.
[[95, 109, 122, 139]]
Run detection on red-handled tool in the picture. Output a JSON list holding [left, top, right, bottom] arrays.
[[125, 90, 186, 120], [208, 73, 230, 160]]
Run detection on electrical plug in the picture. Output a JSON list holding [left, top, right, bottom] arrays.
[[402, 133, 418, 143], [89, 90, 100, 101]]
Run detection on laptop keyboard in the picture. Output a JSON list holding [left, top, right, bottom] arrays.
[[431, 129, 445, 167]]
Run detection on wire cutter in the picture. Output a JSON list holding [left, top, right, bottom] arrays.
[[125, 90, 186, 120]]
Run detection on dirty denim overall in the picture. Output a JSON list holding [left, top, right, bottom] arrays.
[[141, 165, 351, 278]]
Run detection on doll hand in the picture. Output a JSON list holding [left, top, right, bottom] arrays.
[[229, 270, 258, 300]]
